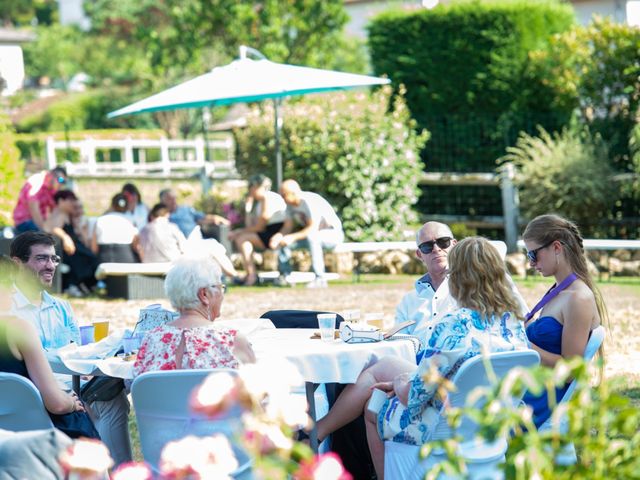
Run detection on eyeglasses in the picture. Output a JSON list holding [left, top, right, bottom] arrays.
[[57, 176, 66, 184], [526, 240, 555, 263], [28, 254, 62, 265], [210, 284, 227, 294], [418, 237, 453, 254]]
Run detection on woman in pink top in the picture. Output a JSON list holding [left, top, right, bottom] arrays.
[[133, 257, 255, 377]]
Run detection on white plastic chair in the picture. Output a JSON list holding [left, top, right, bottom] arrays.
[[0, 373, 54, 432], [131, 369, 251, 478], [383, 349, 541, 480], [538, 325, 606, 465]]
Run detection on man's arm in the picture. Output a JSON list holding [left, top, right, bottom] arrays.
[[269, 218, 295, 249], [27, 200, 45, 229], [51, 227, 76, 255]]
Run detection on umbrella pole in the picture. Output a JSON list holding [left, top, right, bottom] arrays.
[[200, 107, 212, 194], [274, 98, 283, 189]]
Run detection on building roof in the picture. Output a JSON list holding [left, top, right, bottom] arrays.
[[0, 27, 36, 45]]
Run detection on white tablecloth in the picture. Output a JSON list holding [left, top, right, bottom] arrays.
[[51, 323, 416, 384], [249, 329, 416, 384]]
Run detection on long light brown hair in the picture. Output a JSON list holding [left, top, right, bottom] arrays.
[[448, 237, 522, 321], [523, 214, 608, 327]]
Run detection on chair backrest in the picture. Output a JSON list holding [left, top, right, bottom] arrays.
[[0, 373, 54, 432], [432, 349, 540, 441], [260, 310, 343, 329], [558, 325, 605, 405], [131, 369, 250, 475]]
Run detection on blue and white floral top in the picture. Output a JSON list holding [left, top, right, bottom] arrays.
[[378, 307, 529, 445]]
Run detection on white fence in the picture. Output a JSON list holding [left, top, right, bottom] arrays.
[[46, 136, 237, 178]]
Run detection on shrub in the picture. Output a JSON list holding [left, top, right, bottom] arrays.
[[0, 116, 25, 226], [233, 86, 429, 242], [430, 357, 640, 479], [368, 0, 575, 172], [501, 126, 616, 236]]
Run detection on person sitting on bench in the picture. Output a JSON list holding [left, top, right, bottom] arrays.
[[269, 179, 344, 288]]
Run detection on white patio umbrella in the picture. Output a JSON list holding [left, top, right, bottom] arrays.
[[108, 46, 390, 186]]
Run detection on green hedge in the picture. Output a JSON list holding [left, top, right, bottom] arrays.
[[233, 87, 428, 242], [368, 0, 575, 172]]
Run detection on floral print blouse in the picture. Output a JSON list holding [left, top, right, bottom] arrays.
[[378, 307, 529, 445], [133, 324, 240, 377]]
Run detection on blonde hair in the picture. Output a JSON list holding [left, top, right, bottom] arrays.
[[523, 214, 608, 327], [448, 237, 521, 321]]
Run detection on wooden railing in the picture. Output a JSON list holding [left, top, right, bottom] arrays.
[[46, 136, 237, 178]]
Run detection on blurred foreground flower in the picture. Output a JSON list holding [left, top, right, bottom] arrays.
[[111, 462, 153, 480], [294, 452, 353, 480], [243, 414, 294, 455], [190, 371, 250, 418], [159, 434, 239, 479], [59, 438, 113, 479]]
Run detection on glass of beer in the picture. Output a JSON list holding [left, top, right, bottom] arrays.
[[364, 312, 384, 330], [92, 319, 110, 341]]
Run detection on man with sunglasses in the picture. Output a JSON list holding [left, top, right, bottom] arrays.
[[9, 231, 133, 466], [395, 222, 458, 337], [394, 222, 528, 342], [13, 167, 68, 233]]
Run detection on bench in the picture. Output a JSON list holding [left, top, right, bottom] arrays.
[[333, 240, 507, 280], [95, 263, 171, 299]]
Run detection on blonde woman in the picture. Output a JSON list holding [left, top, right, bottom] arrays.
[[315, 237, 528, 479], [521, 214, 605, 427]]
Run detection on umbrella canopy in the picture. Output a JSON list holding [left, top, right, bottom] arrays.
[[108, 46, 390, 185]]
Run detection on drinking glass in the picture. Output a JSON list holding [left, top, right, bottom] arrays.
[[317, 313, 337, 342], [93, 320, 110, 341]]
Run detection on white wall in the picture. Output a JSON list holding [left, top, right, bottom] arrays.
[[571, 0, 627, 24], [0, 45, 25, 96], [58, 0, 90, 30], [626, 0, 640, 25], [344, 0, 426, 39]]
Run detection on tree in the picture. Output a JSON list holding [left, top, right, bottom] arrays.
[[0, 0, 57, 26], [82, 0, 353, 136], [530, 17, 640, 171], [22, 24, 85, 88]]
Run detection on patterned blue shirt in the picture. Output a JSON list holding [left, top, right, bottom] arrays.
[[379, 307, 529, 445]]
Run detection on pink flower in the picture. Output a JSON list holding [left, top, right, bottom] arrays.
[[190, 371, 251, 418], [159, 434, 239, 479], [111, 462, 153, 480], [59, 438, 114, 479], [294, 452, 352, 480]]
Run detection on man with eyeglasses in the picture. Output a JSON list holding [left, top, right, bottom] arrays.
[[394, 221, 528, 342], [9, 231, 132, 466], [13, 167, 68, 234]]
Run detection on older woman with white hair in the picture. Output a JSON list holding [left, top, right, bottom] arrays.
[[133, 257, 255, 377]]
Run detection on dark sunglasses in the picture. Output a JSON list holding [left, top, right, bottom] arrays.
[[418, 237, 452, 254], [526, 240, 555, 263]]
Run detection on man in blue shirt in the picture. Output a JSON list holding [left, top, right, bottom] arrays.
[[159, 188, 229, 238], [10, 231, 132, 466]]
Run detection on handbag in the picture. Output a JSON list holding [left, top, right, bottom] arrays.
[[80, 376, 125, 403], [49, 411, 100, 439]]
